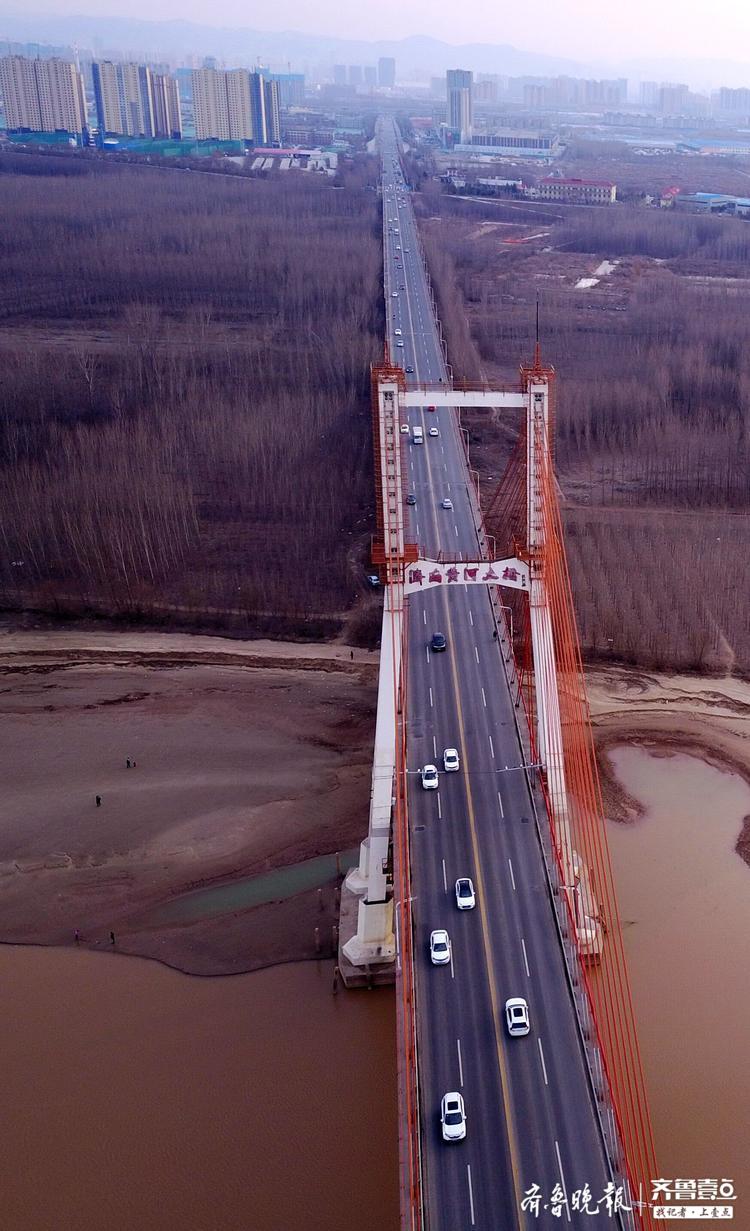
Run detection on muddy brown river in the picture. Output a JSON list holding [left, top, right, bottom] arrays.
[[2, 744, 746, 1229], [0, 949, 398, 1231], [607, 746, 750, 1212]]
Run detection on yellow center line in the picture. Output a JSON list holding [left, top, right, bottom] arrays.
[[405, 243, 527, 1229]]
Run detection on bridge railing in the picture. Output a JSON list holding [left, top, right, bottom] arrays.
[[400, 132, 647, 1229], [454, 412, 641, 1231]]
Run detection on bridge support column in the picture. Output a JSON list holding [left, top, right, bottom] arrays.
[[525, 372, 603, 959], [342, 595, 398, 969]]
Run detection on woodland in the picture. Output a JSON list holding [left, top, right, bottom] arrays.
[[0, 157, 383, 640], [417, 195, 750, 673]]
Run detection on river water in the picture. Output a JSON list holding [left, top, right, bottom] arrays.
[[4, 744, 746, 1229], [606, 746, 750, 1208], [0, 949, 398, 1231]]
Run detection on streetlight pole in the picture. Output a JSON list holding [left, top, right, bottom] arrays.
[[498, 603, 514, 646]]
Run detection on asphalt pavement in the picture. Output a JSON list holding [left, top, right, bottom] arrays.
[[379, 119, 625, 1231]]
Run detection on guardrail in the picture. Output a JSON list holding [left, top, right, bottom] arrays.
[[455, 407, 639, 1231], [387, 121, 641, 1231]]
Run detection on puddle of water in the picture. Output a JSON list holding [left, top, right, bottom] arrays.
[[607, 746, 750, 1200], [147, 846, 360, 925]]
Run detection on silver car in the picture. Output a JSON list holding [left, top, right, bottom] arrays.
[[505, 997, 530, 1037], [441, 1092, 467, 1142], [429, 929, 451, 965], [421, 764, 439, 790], [455, 877, 476, 910]]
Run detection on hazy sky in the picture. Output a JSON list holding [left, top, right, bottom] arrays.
[[10, 0, 750, 63]]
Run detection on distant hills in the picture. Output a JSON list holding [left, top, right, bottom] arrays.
[[0, 15, 586, 76], [2, 12, 750, 90]]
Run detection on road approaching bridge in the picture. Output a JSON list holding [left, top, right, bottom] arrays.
[[341, 119, 660, 1231]]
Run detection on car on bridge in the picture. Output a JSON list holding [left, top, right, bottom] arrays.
[[441, 497, 453, 510], [440, 1092, 467, 1142], [443, 747, 459, 772], [400, 423, 409, 433], [395, 328, 402, 336], [505, 997, 530, 1037], [396, 340, 404, 347], [405, 493, 417, 505], [421, 764, 439, 790], [406, 366, 414, 373], [429, 929, 451, 965], [430, 632, 447, 652], [427, 405, 436, 412], [455, 877, 476, 910], [428, 426, 439, 437]]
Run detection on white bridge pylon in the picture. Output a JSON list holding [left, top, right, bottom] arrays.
[[343, 372, 602, 969]]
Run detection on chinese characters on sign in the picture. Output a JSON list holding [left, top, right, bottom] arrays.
[[404, 557, 529, 596]]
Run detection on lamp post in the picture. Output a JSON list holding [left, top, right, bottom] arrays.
[[498, 603, 514, 645]]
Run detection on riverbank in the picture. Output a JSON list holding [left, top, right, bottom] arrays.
[[588, 664, 750, 863], [0, 630, 377, 975]]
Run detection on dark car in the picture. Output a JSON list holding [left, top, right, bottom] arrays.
[[406, 365, 415, 373], [431, 632, 447, 652], [406, 493, 417, 505]]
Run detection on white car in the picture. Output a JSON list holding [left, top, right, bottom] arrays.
[[395, 328, 402, 336], [505, 997, 530, 1037], [429, 929, 451, 965], [455, 877, 475, 910], [396, 340, 405, 347], [400, 423, 410, 433], [441, 497, 453, 510], [443, 748, 459, 773], [440, 1091, 467, 1142], [428, 426, 439, 437], [391, 291, 399, 298], [421, 764, 439, 790]]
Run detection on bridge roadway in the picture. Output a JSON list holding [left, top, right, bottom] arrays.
[[380, 121, 624, 1230]]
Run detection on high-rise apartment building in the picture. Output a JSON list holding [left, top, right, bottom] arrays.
[[151, 72, 182, 139], [333, 65, 347, 86], [250, 72, 280, 144], [192, 67, 279, 144], [364, 66, 377, 87], [718, 86, 750, 114], [225, 68, 254, 138], [446, 68, 473, 141], [269, 72, 305, 108], [119, 62, 151, 136], [192, 66, 231, 139], [92, 61, 121, 132], [348, 65, 362, 86], [92, 61, 182, 138], [639, 81, 659, 108], [378, 57, 396, 88], [658, 82, 689, 114], [0, 54, 86, 133]]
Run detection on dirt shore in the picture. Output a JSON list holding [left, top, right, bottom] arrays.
[[5, 629, 748, 978], [588, 664, 750, 863], [0, 630, 377, 975]]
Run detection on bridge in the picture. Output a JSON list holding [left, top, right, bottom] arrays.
[[339, 119, 661, 1230]]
